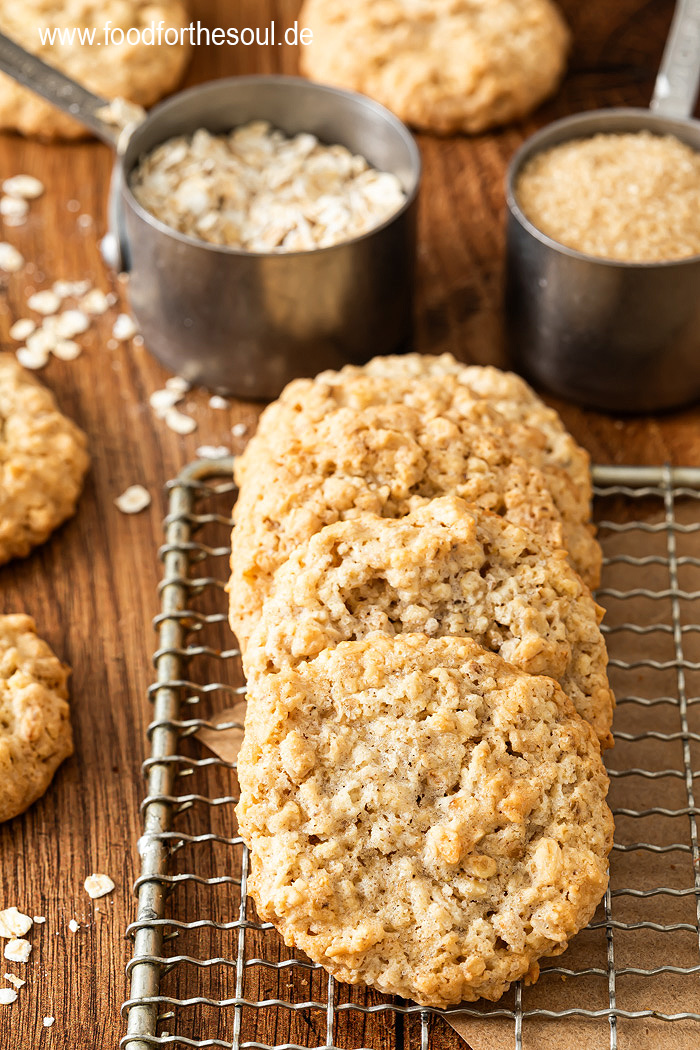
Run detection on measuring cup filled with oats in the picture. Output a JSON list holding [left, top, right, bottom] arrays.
[[0, 30, 421, 397], [118, 78, 420, 397], [505, 0, 700, 412]]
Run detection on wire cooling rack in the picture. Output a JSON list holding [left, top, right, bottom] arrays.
[[121, 461, 700, 1050]]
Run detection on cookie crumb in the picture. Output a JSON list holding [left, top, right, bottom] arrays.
[[3, 939, 31, 963], [209, 395, 228, 409], [67, 919, 80, 934], [84, 873, 115, 900], [52, 340, 82, 362], [0, 909, 33, 939], [0, 988, 17, 1005], [231, 422, 248, 438], [32, 917, 46, 925], [43, 1016, 55, 1027]]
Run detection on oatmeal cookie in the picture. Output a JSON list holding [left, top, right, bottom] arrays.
[[248, 354, 593, 510], [299, 0, 570, 136], [229, 402, 599, 651], [0, 615, 73, 823], [0, 0, 190, 139], [238, 633, 613, 1006], [247, 496, 614, 748], [0, 353, 89, 564]]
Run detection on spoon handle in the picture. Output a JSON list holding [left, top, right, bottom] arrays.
[[0, 30, 119, 146], [651, 0, 700, 118]]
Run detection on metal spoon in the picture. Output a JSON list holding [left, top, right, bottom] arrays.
[[505, 0, 700, 413]]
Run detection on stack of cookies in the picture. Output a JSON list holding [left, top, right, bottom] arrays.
[[230, 353, 614, 1008]]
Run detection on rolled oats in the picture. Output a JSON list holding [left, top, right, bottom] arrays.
[[0, 242, 24, 272], [131, 121, 406, 253], [114, 486, 151, 514], [0, 988, 17, 1005], [84, 873, 115, 899], [2, 175, 44, 200], [9, 319, 36, 341]]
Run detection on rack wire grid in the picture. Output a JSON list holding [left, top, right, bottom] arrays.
[[122, 460, 700, 1050]]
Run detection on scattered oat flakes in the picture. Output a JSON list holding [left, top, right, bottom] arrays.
[[0, 195, 29, 221], [164, 407, 197, 434], [165, 375, 190, 393], [231, 422, 248, 438], [112, 313, 138, 341], [56, 309, 90, 338], [52, 340, 82, 361], [0, 242, 24, 272], [16, 346, 49, 370], [114, 486, 151, 515], [149, 388, 182, 415], [3, 175, 44, 199], [84, 873, 116, 899], [9, 318, 36, 341], [32, 917, 46, 925], [52, 279, 91, 299], [0, 910, 32, 939], [67, 919, 80, 933], [80, 288, 110, 315], [196, 445, 230, 459], [43, 1016, 55, 1027], [96, 96, 147, 130], [209, 395, 228, 409], [131, 121, 406, 253], [3, 939, 31, 963], [3, 973, 25, 989], [27, 290, 61, 316], [0, 988, 17, 1005]]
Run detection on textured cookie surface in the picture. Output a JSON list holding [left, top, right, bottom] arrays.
[[238, 633, 613, 1006], [0, 353, 89, 564], [0, 615, 73, 823], [299, 0, 570, 135], [249, 354, 593, 508], [0, 0, 190, 139], [247, 496, 614, 748], [230, 402, 599, 651]]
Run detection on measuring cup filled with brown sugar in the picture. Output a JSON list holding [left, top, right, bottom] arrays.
[[505, 0, 700, 412]]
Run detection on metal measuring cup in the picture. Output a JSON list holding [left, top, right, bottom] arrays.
[[505, 0, 700, 413], [0, 33, 421, 398]]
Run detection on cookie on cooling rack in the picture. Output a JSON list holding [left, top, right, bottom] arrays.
[[245, 496, 614, 749], [237, 633, 613, 1006], [0, 615, 73, 823], [229, 402, 599, 651], [299, 0, 570, 136], [0, 353, 89, 565]]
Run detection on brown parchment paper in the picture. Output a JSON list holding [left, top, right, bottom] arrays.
[[203, 493, 700, 1050]]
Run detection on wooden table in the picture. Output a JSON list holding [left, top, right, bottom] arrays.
[[0, 2, 698, 1047]]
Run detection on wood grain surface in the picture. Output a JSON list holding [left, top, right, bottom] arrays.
[[0, 1, 698, 1048]]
